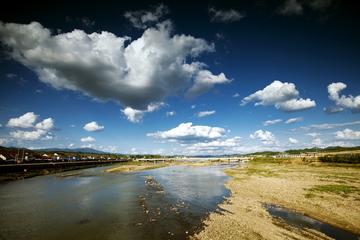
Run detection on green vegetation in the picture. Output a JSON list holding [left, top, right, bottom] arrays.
[[251, 157, 292, 164], [307, 184, 359, 197], [285, 146, 360, 154], [319, 154, 360, 164]]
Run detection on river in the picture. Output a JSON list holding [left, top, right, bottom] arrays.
[[0, 164, 232, 240]]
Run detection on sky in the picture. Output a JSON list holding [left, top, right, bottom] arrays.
[[0, 0, 359, 155]]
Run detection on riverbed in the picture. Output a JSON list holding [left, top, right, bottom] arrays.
[[0, 164, 232, 240]]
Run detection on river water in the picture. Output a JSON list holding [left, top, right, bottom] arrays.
[[0, 164, 232, 240]]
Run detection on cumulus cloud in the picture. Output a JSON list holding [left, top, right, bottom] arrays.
[[209, 7, 245, 23], [166, 111, 176, 117], [276, 98, 316, 112], [186, 69, 231, 98], [285, 117, 303, 124], [124, 4, 169, 29], [83, 121, 104, 132], [10, 129, 47, 141], [327, 82, 360, 112], [250, 130, 276, 145], [233, 93, 240, 98], [147, 122, 226, 142], [279, 0, 303, 15], [186, 137, 242, 153], [335, 129, 360, 140], [122, 102, 164, 123], [0, 21, 229, 118], [35, 118, 54, 130], [263, 119, 282, 126], [81, 136, 96, 142], [7, 112, 54, 141], [288, 137, 298, 144], [241, 80, 316, 112], [7, 112, 38, 128], [197, 110, 216, 118]]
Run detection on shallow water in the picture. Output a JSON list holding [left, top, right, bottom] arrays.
[[0, 164, 232, 240], [265, 204, 360, 240]]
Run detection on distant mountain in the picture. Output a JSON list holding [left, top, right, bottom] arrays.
[[34, 148, 108, 154]]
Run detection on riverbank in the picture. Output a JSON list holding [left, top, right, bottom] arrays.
[[193, 159, 360, 240], [0, 160, 128, 182], [104, 160, 223, 173], [105, 161, 171, 172]]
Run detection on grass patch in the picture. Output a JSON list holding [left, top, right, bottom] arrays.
[[307, 184, 358, 197]]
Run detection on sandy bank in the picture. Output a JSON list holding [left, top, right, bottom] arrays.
[[193, 161, 360, 240]]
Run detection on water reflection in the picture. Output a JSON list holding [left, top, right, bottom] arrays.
[[265, 204, 360, 240], [0, 164, 231, 240]]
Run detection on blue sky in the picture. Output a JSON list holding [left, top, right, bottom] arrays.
[[0, 0, 359, 155]]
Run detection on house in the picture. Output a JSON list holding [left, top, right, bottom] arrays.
[[53, 153, 60, 161], [0, 154, 6, 161]]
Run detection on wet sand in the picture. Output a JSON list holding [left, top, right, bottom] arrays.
[[193, 160, 360, 240]]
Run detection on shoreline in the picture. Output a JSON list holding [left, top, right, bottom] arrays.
[[193, 160, 360, 240]]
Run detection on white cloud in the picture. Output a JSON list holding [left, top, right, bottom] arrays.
[[186, 69, 231, 98], [122, 102, 164, 123], [285, 117, 303, 124], [81, 136, 96, 142], [209, 7, 245, 22], [10, 129, 46, 141], [186, 137, 242, 153], [276, 98, 316, 112], [323, 106, 344, 114], [233, 93, 240, 98], [197, 110, 216, 118], [7, 113, 54, 141], [309, 0, 334, 11], [7, 112, 38, 128], [0, 138, 7, 145], [83, 121, 104, 132], [124, 4, 169, 29], [312, 138, 322, 146], [69, 143, 75, 148], [335, 129, 360, 140], [147, 122, 226, 142], [301, 121, 360, 130], [191, 105, 196, 109], [306, 132, 320, 138], [327, 82, 360, 112], [264, 119, 282, 126], [0, 21, 229, 116], [279, 0, 303, 15], [166, 111, 176, 117], [288, 137, 298, 144], [250, 130, 276, 145], [241, 80, 315, 112], [35, 118, 54, 130], [0, 123, 2, 128]]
